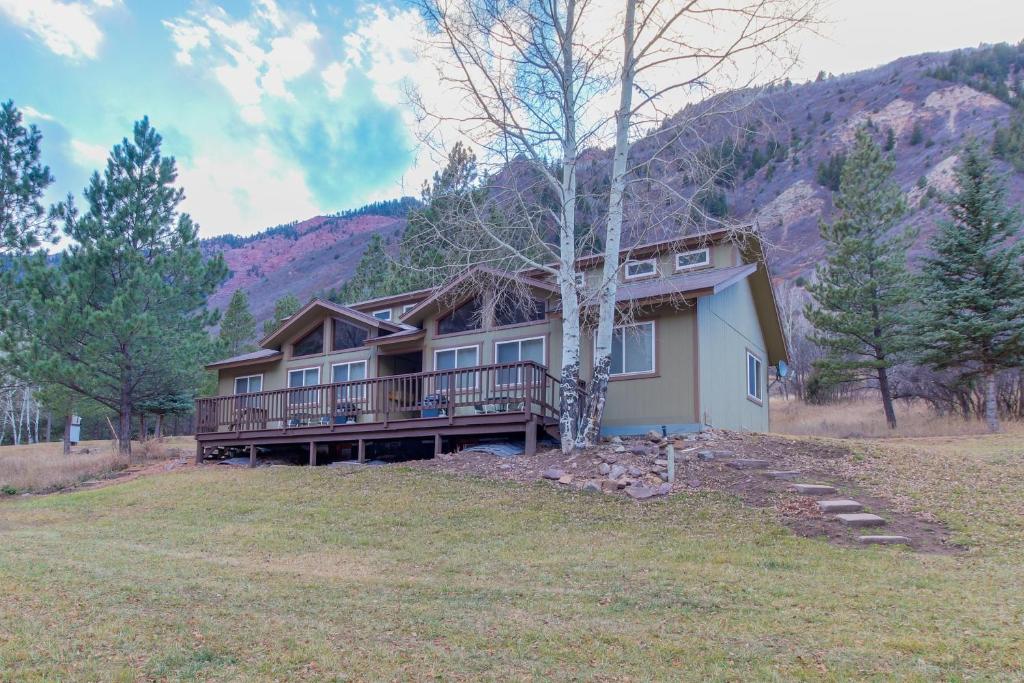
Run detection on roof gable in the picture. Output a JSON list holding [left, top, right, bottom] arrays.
[[399, 266, 558, 325], [259, 298, 402, 349]]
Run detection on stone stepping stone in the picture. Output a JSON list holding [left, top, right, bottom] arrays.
[[836, 513, 886, 527], [726, 458, 771, 470], [790, 483, 838, 495], [858, 535, 910, 545], [764, 470, 801, 480], [817, 499, 864, 513]]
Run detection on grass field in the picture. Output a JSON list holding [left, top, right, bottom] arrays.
[[1, 432, 1022, 680]]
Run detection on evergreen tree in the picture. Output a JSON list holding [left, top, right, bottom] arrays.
[[0, 100, 56, 257], [263, 294, 301, 336], [805, 126, 914, 428], [333, 233, 395, 303], [914, 143, 1024, 432], [3, 118, 226, 457], [219, 289, 257, 356]]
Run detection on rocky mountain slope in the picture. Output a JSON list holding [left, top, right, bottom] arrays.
[[204, 44, 1024, 325]]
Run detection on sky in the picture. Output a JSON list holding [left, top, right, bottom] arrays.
[[1, 0, 1022, 238]]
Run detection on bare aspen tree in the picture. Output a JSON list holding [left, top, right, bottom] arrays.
[[578, 0, 820, 445]]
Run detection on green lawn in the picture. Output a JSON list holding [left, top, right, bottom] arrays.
[[1, 434, 1022, 681]]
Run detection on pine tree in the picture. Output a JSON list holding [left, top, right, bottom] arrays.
[[334, 233, 395, 303], [805, 126, 915, 428], [219, 289, 257, 356], [263, 294, 301, 336], [0, 100, 56, 257], [914, 142, 1024, 432], [3, 118, 226, 457]]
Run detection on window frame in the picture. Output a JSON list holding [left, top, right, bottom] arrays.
[[492, 297, 547, 329], [331, 317, 370, 352], [433, 344, 481, 391], [287, 366, 322, 406], [623, 258, 658, 281], [600, 321, 657, 378], [331, 360, 368, 401], [233, 374, 263, 395], [746, 350, 764, 405], [493, 336, 546, 386], [371, 308, 392, 321], [290, 322, 325, 358], [435, 296, 483, 337], [401, 303, 417, 315], [675, 247, 711, 272]]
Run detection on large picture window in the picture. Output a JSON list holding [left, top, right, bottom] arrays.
[[332, 361, 367, 401], [333, 318, 368, 351], [494, 297, 546, 327], [293, 325, 324, 357], [437, 297, 482, 335], [747, 351, 763, 403], [607, 322, 655, 376], [288, 367, 321, 405], [495, 337, 545, 385], [434, 346, 479, 390], [233, 374, 263, 407]]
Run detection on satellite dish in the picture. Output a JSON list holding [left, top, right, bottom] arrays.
[[777, 360, 791, 378]]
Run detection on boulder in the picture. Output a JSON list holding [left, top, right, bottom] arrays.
[[609, 464, 627, 480], [598, 462, 611, 475], [601, 479, 621, 492], [656, 483, 673, 496], [557, 474, 574, 485], [627, 466, 643, 478], [542, 467, 565, 480], [582, 480, 603, 493], [610, 436, 623, 444], [625, 484, 657, 500], [647, 430, 662, 442], [613, 445, 626, 453], [630, 445, 647, 455]]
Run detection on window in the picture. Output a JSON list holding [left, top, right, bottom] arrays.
[[372, 309, 392, 321], [288, 367, 321, 405], [434, 346, 479, 390], [574, 273, 586, 288], [233, 375, 263, 407], [624, 259, 657, 280], [605, 322, 655, 376], [747, 351, 763, 403], [675, 248, 710, 271], [495, 337, 545, 385], [401, 303, 417, 315], [437, 297, 482, 335], [332, 361, 367, 401], [494, 297, 545, 327], [292, 325, 324, 356], [233, 375, 263, 395], [332, 318, 368, 351]]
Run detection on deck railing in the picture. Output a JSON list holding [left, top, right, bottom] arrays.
[[195, 360, 560, 435]]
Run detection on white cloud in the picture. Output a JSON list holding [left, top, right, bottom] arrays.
[[0, 0, 116, 59], [20, 105, 55, 122], [321, 61, 349, 100], [177, 138, 320, 237], [70, 139, 108, 168], [164, 3, 320, 123]]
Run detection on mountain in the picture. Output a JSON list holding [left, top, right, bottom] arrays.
[[203, 43, 1024, 326]]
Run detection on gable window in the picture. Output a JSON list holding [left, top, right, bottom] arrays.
[[675, 248, 710, 271], [401, 303, 417, 315], [332, 318, 369, 351], [606, 321, 655, 376], [624, 259, 657, 280], [747, 351, 763, 403], [494, 297, 546, 328], [288, 367, 321, 405], [332, 360, 367, 400], [434, 345, 479, 390], [437, 297, 482, 335], [292, 324, 324, 357], [495, 337, 545, 385], [372, 309, 392, 321]]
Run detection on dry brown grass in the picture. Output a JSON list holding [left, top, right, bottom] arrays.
[[0, 436, 194, 494], [770, 397, 1024, 439]]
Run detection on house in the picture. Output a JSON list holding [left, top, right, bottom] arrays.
[[194, 230, 787, 465]]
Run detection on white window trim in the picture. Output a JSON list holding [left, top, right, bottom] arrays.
[[371, 308, 392, 321], [574, 272, 586, 288], [600, 321, 656, 377], [288, 366, 321, 387], [331, 360, 368, 400], [623, 258, 658, 280], [675, 248, 711, 272], [746, 351, 764, 404], [433, 345, 481, 390], [233, 374, 263, 394], [494, 336, 546, 386]]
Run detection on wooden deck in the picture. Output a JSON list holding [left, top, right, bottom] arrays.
[[194, 361, 562, 464]]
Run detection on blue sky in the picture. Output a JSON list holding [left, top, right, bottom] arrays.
[[1, 0, 1022, 237]]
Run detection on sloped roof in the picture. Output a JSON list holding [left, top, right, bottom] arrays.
[[205, 348, 283, 370], [399, 265, 558, 325], [259, 298, 403, 348], [614, 263, 757, 303]]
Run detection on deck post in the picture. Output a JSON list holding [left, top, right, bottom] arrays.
[[308, 441, 317, 467], [357, 439, 366, 464], [434, 433, 443, 456], [525, 418, 537, 457], [249, 444, 257, 468], [195, 441, 204, 465]]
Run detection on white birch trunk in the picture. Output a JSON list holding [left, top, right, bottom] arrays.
[[578, 0, 636, 447]]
